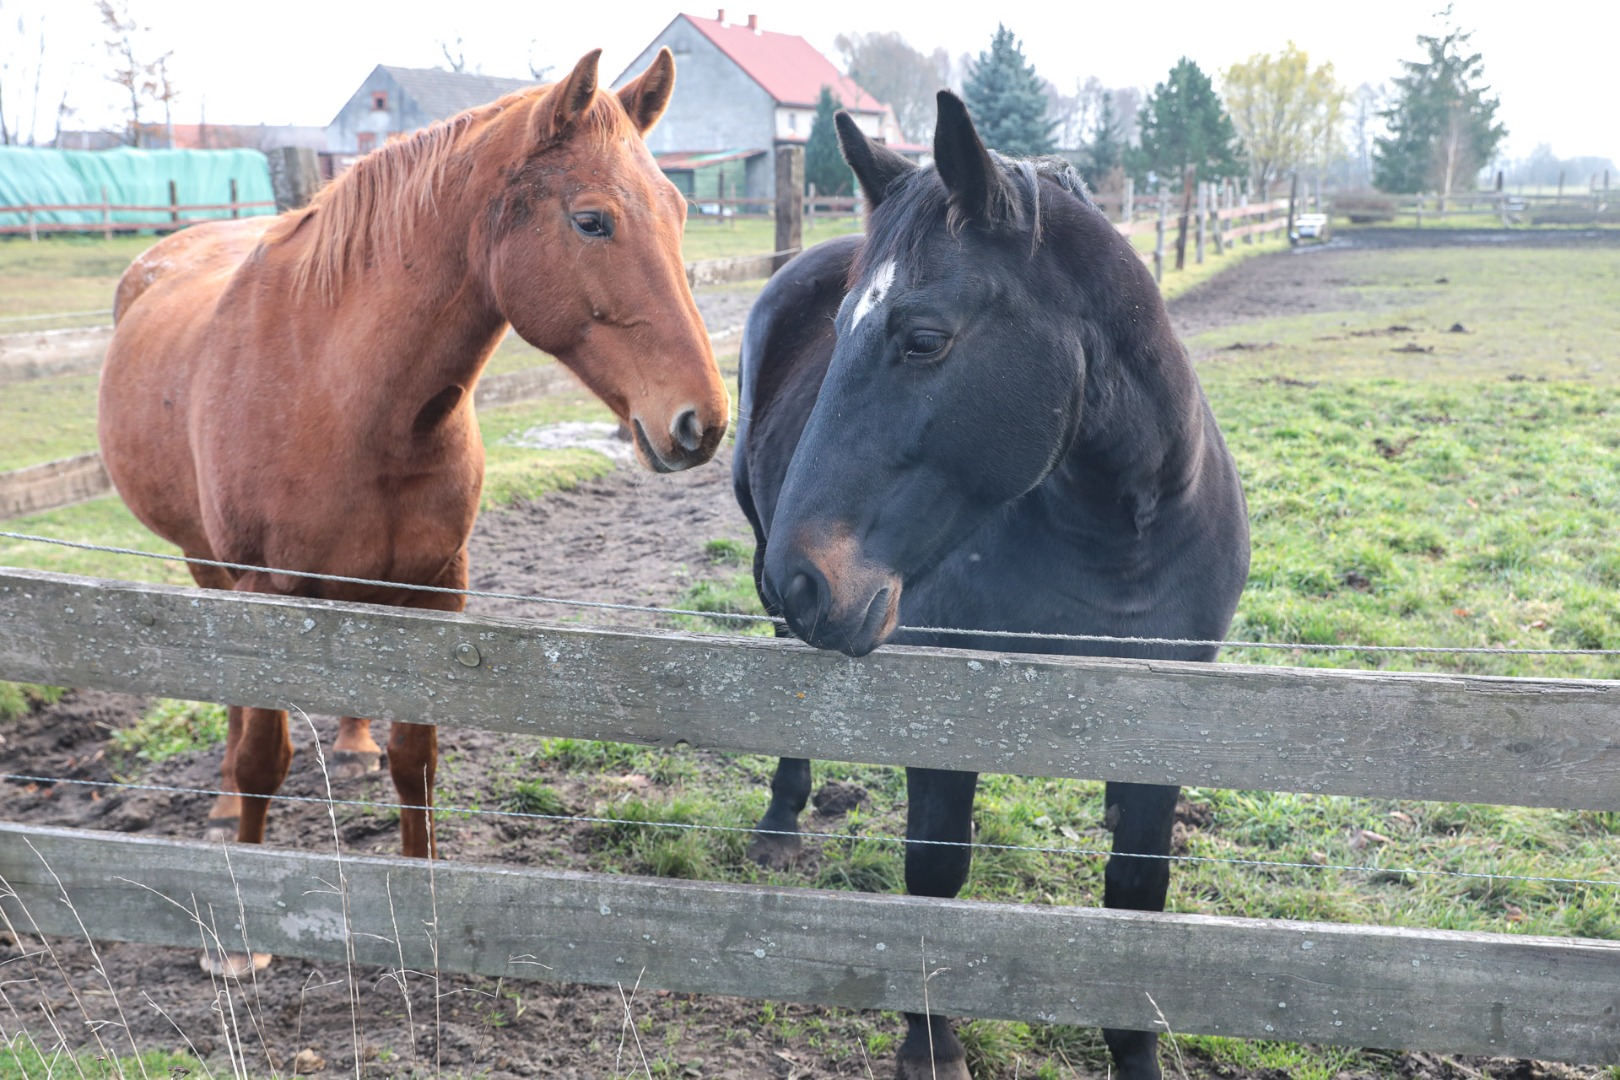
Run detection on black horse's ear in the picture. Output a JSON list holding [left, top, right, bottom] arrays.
[[836, 111, 915, 211], [933, 90, 1008, 224]]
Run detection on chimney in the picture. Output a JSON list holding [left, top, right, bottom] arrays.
[[747, 13, 758, 31], [716, 8, 726, 24]]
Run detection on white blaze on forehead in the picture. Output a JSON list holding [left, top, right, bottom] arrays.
[[849, 260, 897, 330]]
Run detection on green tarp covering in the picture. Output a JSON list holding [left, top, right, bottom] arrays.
[[0, 146, 276, 229]]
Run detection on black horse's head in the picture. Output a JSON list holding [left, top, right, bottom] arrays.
[[762, 91, 1114, 657]]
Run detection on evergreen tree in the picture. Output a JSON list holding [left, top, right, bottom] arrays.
[[804, 86, 853, 196], [1132, 57, 1240, 184], [1084, 90, 1124, 185], [962, 24, 1054, 156], [1373, 18, 1505, 206]]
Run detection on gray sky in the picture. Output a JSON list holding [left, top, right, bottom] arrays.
[[5, 0, 1614, 168]]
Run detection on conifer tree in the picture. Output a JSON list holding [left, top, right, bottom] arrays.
[[1373, 18, 1505, 206], [1084, 90, 1124, 185], [1133, 57, 1240, 183], [962, 25, 1054, 156], [804, 86, 853, 196]]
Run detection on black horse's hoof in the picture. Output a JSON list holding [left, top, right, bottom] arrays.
[[894, 1052, 971, 1080], [747, 828, 803, 869]]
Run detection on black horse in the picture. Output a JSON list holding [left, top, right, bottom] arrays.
[[732, 92, 1250, 1080]]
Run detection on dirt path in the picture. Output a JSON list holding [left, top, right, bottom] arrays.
[[3, 238, 1611, 1080]]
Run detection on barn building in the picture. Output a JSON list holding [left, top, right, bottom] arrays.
[[610, 11, 912, 201], [325, 67, 532, 156]]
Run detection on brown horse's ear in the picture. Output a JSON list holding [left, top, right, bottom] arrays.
[[541, 49, 602, 138], [617, 47, 676, 136], [836, 111, 915, 211], [933, 90, 1010, 225]]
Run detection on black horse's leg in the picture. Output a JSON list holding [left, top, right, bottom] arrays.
[[894, 767, 978, 1080], [748, 753, 812, 867], [1101, 781, 1180, 1080]]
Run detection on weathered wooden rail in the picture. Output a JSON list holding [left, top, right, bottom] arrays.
[[1, 566, 1618, 1064]]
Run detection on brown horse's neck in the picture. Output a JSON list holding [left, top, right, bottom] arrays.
[[265, 160, 510, 432]]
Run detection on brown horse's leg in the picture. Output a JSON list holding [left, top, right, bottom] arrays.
[[232, 705, 295, 845], [332, 717, 383, 778], [388, 722, 439, 858], [205, 705, 246, 842], [182, 558, 248, 840], [388, 550, 468, 859]]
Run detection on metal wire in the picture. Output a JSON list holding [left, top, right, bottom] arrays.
[[5, 772, 1615, 890], [6, 528, 1620, 659], [0, 308, 113, 324]]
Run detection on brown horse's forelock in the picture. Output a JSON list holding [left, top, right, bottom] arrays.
[[849, 154, 1097, 287], [262, 85, 633, 303]]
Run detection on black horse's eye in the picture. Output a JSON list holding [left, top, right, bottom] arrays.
[[572, 210, 612, 239], [903, 331, 950, 362]]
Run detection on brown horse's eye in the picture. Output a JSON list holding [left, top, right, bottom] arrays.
[[572, 210, 613, 239]]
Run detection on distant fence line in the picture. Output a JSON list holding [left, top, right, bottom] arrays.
[[0, 186, 277, 239]]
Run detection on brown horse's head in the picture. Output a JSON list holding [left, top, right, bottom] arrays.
[[482, 49, 728, 472]]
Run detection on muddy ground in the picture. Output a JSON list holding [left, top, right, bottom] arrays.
[[3, 232, 1614, 1079]]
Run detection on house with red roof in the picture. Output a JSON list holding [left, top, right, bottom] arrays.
[[611, 11, 915, 202]]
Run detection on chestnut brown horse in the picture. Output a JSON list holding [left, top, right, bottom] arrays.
[[99, 48, 727, 884]]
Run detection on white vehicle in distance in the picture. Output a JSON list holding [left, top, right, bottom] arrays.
[[1291, 212, 1330, 242]]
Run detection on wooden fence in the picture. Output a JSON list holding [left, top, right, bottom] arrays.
[[0, 187, 277, 239], [1, 565, 1617, 1064]]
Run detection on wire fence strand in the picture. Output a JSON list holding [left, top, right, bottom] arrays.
[[0, 308, 114, 325], [6, 528, 1620, 659], [4, 772, 1615, 891]]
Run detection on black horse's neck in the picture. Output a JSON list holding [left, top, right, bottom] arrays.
[[1043, 200, 1212, 538]]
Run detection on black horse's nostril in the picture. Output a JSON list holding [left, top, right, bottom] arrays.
[[672, 408, 703, 453], [785, 571, 817, 617]]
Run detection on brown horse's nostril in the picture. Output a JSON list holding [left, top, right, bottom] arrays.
[[672, 408, 703, 453]]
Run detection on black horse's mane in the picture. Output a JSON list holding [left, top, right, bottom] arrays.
[[855, 152, 1098, 278]]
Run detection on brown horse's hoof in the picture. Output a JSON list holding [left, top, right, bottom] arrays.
[[747, 829, 803, 869], [204, 816, 239, 844], [200, 949, 272, 977], [330, 749, 383, 780]]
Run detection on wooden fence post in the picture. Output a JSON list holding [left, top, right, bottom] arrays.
[[1153, 181, 1166, 283], [229, 178, 239, 220], [168, 179, 180, 227], [1287, 172, 1299, 246], [774, 145, 804, 274], [1173, 165, 1194, 271], [806, 181, 816, 228], [25, 208, 37, 243], [100, 186, 111, 241], [1195, 181, 1207, 265], [267, 146, 322, 211], [1240, 181, 1251, 245], [1212, 179, 1226, 256], [1122, 176, 1134, 226]]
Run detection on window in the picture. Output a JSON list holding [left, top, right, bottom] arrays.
[[371, 91, 388, 111]]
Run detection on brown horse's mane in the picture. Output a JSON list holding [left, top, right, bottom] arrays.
[[263, 84, 630, 302]]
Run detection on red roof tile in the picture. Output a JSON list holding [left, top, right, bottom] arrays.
[[683, 13, 885, 111]]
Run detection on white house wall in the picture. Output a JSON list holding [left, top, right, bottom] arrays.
[[611, 18, 777, 196]]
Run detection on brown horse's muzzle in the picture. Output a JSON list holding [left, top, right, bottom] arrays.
[[629, 402, 727, 473], [764, 526, 903, 657]]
